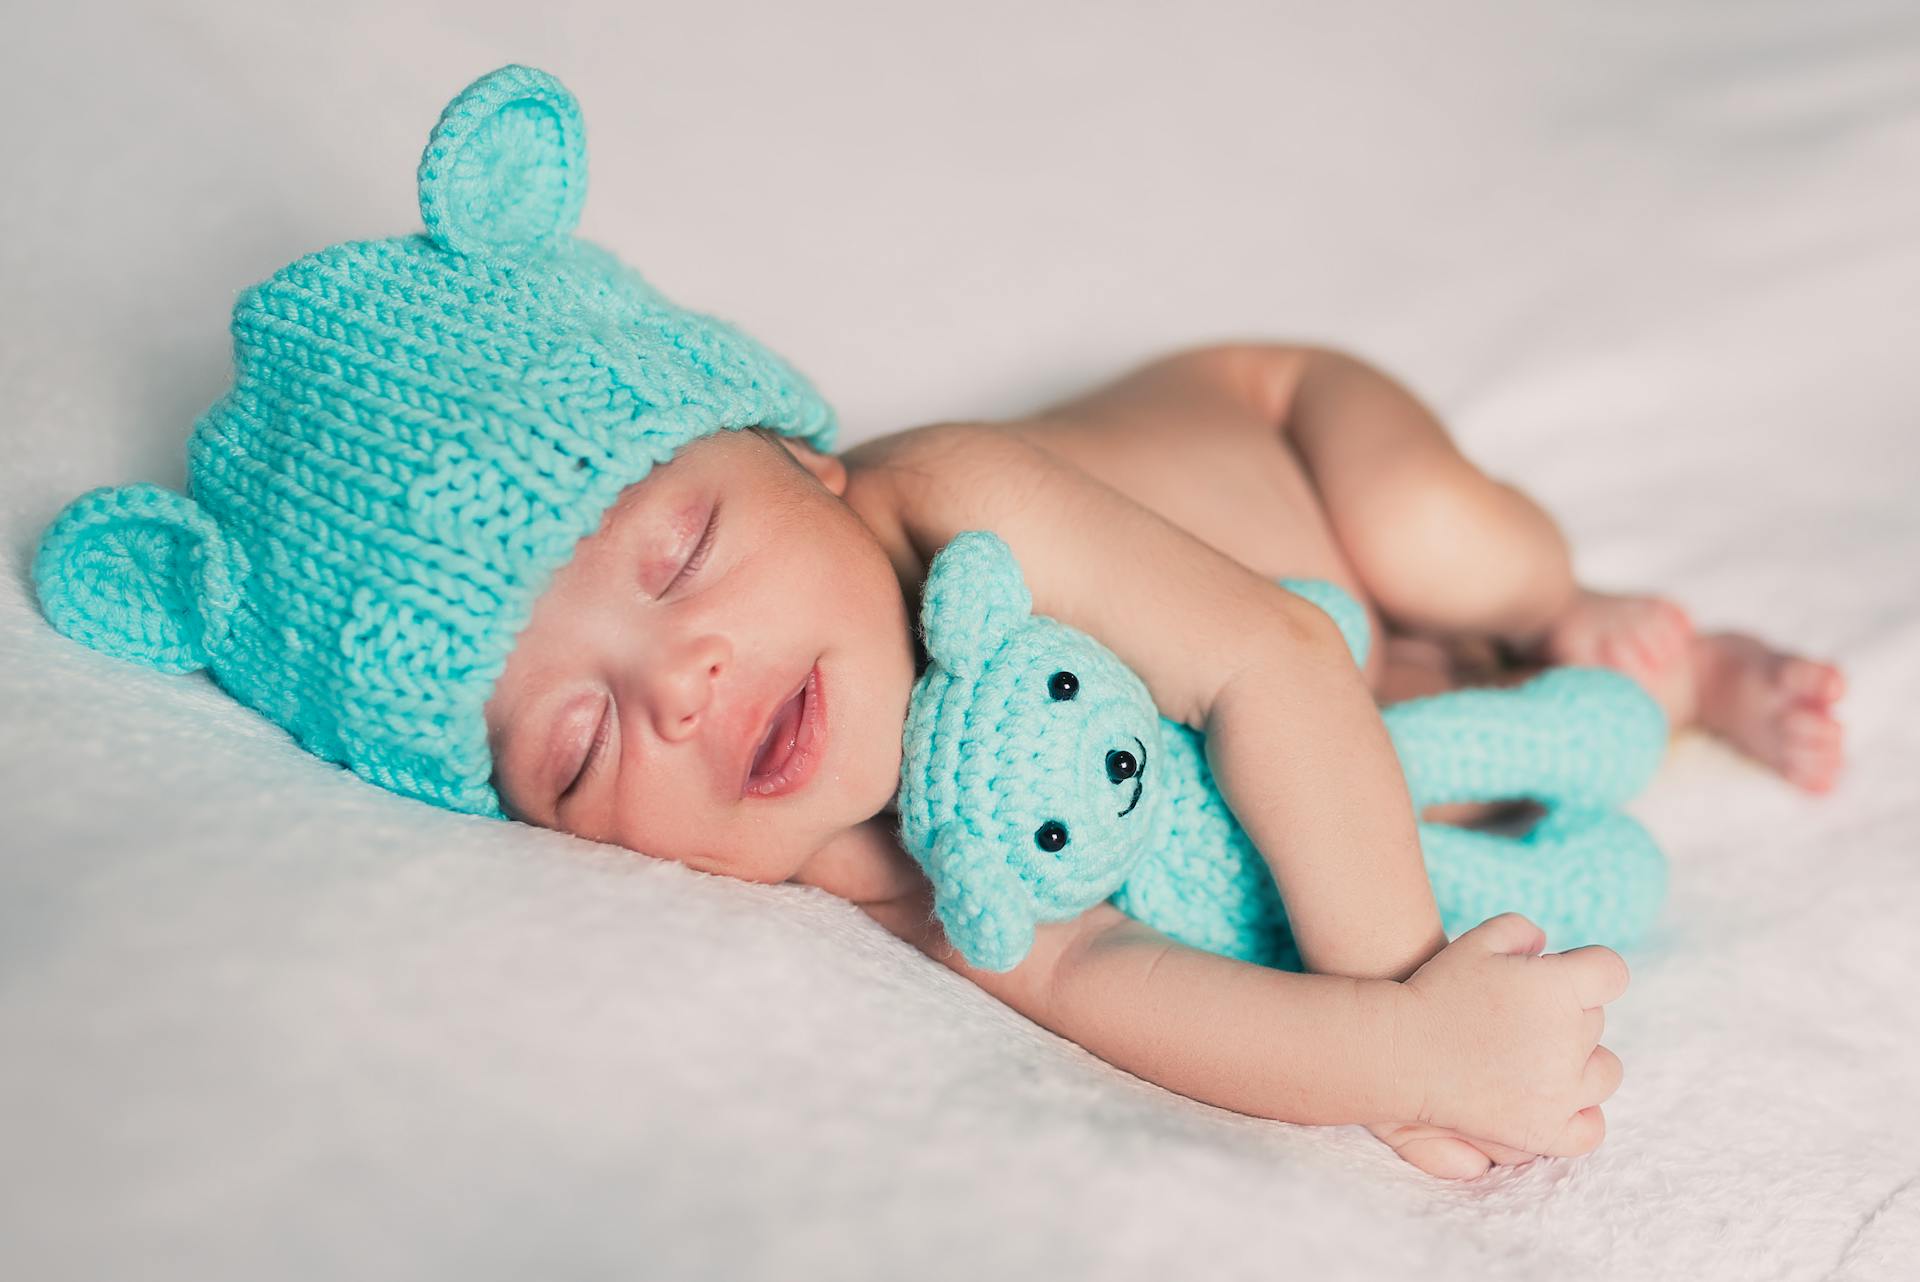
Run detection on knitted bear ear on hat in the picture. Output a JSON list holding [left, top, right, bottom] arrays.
[[417, 64, 588, 261], [32, 484, 250, 675]]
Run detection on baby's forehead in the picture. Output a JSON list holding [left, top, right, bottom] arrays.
[[592, 436, 721, 522], [498, 426, 787, 641], [643, 425, 781, 485]]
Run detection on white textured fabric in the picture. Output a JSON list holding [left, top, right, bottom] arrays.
[[4, 3, 1918, 1278]]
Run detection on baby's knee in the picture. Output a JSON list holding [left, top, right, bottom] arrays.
[[1351, 474, 1573, 632]]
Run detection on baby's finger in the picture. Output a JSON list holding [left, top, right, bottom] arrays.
[[1584, 1004, 1605, 1046], [1556, 944, 1630, 1007], [1462, 912, 1547, 957], [1582, 1043, 1624, 1106], [1394, 1133, 1493, 1180], [1539, 1105, 1607, 1158], [1460, 1135, 1541, 1167]]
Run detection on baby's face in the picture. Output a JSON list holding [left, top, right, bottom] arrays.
[[483, 427, 916, 882]]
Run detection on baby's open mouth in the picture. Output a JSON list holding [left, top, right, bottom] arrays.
[[750, 684, 807, 780], [742, 662, 826, 799]]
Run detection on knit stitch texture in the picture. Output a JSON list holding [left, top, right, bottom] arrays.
[[32, 65, 838, 817]]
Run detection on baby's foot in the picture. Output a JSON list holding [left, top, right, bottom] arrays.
[[1539, 588, 1698, 722], [1693, 633, 1846, 792], [1365, 1120, 1537, 1180]]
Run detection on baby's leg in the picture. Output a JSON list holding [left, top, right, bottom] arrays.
[[1283, 351, 1577, 649], [1285, 351, 1845, 792]]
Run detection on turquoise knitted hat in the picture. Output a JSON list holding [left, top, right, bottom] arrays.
[[31, 64, 838, 819]]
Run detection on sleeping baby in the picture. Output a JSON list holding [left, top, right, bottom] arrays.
[[33, 66, 1844, 1181]]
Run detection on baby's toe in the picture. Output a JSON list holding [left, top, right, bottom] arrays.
[[1782, 704, 1841, 745], [1779, 657, 1845, 709], [1651, 599, 1695, 659], [1783, 748, 1843, 793], [1783, 723, 1845, 791], [1624, 629, 1660, 672], [1600, 631, 1648, 677]]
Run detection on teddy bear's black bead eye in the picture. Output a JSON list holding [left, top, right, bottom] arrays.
[[1048, 671, 1079, 701], [1106, 750, 1138, 783], [1034, 820, 1069, 852]]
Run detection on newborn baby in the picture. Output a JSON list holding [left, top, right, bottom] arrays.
[[480, 344, 1846, 1179], [35, 65, 1847, 1185]]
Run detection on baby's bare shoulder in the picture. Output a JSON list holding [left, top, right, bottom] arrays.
[[852, 420, 1317, 728], [840, 419, 1051, 560], [842, 419, 1035, 493], [846, 421, 1100, 587]]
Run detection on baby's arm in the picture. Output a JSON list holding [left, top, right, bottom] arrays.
[[892, 426, 1445, 980], [864, 894, 1620, 1154], [1203, 605, 1445, 979]]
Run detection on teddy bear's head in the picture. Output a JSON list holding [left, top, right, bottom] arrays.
[[895, 531, 1166, 971]]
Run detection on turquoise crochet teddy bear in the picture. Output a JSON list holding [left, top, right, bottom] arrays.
[[896, 530, 1670, 973]]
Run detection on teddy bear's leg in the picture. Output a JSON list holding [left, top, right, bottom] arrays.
[[1420, 807, 1668, 951], [1385, 667, 1669, 814]]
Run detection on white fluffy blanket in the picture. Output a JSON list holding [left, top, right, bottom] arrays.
[[3, 2, 1917, 1278]]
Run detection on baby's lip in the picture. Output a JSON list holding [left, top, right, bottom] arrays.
[[739, 669, 808, 796]]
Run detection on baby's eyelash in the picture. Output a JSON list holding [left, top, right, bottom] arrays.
[[671, 502, 719, 589], [560, 700, 612, 804]]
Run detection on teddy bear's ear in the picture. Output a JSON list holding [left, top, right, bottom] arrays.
[[918, 530, 1034, 677], [33, 483, 250, 674], [417, 64, 588, 262], [923, 826, 1038, 973]]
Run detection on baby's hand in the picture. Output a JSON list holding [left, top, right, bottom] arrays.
[[1392, 913, 1627, 1157]]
